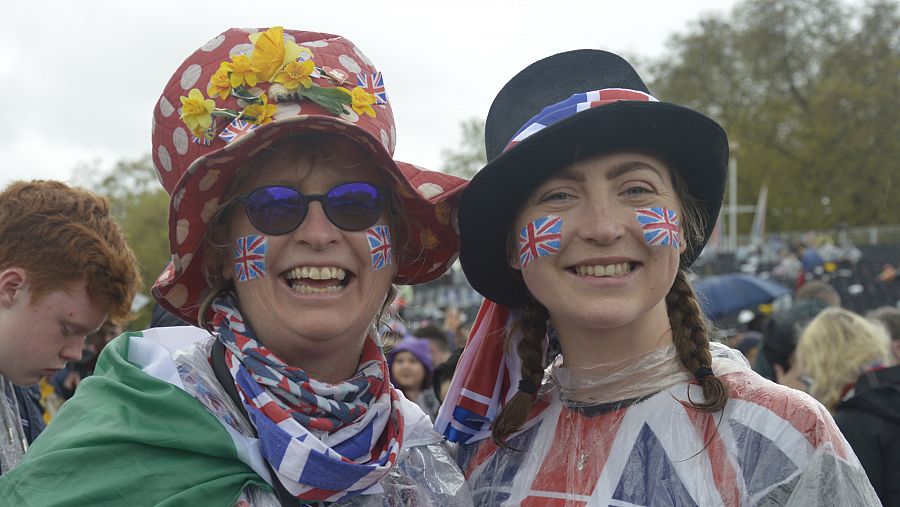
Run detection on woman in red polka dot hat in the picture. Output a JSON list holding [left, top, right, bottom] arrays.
[[0, 27, 472, 506]]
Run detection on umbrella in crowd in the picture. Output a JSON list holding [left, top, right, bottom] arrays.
[[693, 273, 791, 318]]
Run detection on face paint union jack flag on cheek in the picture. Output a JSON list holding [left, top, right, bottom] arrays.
[[518, 215, 562, 269], [367, 225, 393, 270], [234, 234, 267, 282], [635, 207, 680, 248]]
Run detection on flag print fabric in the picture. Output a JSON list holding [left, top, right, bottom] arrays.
[[356, 71, 388, 104], [635, 206, 680, 248], [212, 295, 404, 503], [435, 300, 543, 444], [437, 302, 879, 505], [450, 350, 875, 506], [367, 225, 393, 270], [504, 88, 658, 151], [518, 215, 563, 269], [219, 118, 259, 144], [234, 234, 267, 282]]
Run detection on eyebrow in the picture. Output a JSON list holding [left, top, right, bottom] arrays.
[[550, 160, 663, 184], [605, 160, 662, 180], [552, 168, 587, 182]]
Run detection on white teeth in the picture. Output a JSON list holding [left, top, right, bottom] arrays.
[[574, 263, 633, 278], [286, 266, 347, 281], [290, 285, 343, 294]]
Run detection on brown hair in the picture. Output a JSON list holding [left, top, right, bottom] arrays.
[[196, 134, 410, 329], [0, 180, 141, 324], [491, 160, 728, 446]]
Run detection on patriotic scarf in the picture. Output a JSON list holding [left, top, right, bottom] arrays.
[[211, 294, 404, 503], [434, 300, 547, 444]]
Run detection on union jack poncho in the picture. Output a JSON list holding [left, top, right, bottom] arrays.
[[436, 300, 879, 506]]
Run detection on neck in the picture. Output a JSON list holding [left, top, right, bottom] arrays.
[[402, 386, 421, 401], [259, 329, 369, 384], [551, 299, 673, 369]]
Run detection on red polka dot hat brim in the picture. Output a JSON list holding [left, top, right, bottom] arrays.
[[149, 28, 467, 325]]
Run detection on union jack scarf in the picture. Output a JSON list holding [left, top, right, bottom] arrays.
[[212, 295, 404, 503], [434, 299, 547, 444]]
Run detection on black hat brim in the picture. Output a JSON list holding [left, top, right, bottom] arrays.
[[459, 100, 729, 308]]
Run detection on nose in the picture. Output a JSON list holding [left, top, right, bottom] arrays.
[[61, 338, 85, 363], [573, 196, 627, 245], [291, 201, 341, 249]]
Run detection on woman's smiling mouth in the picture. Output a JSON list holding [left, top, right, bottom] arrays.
[[283, 266, 351, 294]]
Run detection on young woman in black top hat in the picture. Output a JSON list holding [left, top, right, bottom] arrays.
[[435, 49, 879, 506]]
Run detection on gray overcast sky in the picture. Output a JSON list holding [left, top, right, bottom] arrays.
[[0, 0, 740, 189]]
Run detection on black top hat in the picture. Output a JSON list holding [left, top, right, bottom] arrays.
[[459, 50, 729, 308]]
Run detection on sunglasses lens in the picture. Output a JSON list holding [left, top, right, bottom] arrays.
[[245, 186, 306, 235], [325, 182, 385, 231]]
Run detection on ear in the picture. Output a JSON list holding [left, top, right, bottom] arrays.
[[222, 257, 235, 281], [509, 251, 522, 271], [0, 268, 27, 308]]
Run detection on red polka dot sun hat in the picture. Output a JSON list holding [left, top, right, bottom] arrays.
[[151, 27, 467, 325]]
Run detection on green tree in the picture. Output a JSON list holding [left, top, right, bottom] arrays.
[[649, 0, 899, 231], [74, 156, 170, 329], [440, 117, 487, 179]]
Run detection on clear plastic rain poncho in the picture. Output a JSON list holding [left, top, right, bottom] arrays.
[[437, 302, 881, 506]]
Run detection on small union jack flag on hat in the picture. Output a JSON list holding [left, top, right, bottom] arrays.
[[356, 72, 388, 104], [234, 234, 267, 282], [367, 225, 392, 270], [635, 207, 680, 248], [519, 215, 562, 269], [219, 118, 258, 144]]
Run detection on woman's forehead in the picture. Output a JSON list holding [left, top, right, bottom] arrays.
[[243, 140, 392, 190], [555, 152, 674, 183]]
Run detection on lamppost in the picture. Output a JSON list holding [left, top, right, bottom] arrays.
[[728, 141, 739, 251]]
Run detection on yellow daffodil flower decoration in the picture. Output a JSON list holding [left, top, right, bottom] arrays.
[[338, 86, 377, 118], [243, 94, 277, 125], [274, 60, 315, 90], [221, 55, 260, 88], [249, 26, 310, 82], [207, 66, 232, 100], [179, 89, 215, 136]]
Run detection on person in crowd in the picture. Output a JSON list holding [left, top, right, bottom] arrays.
[[734, 331, 762, 367], [49, 320, 123, 400], [0, 180, 140, 476], [0, 27, 472, 505], [757, 280, 840, 384], [795, 308, 891, 412], [388, 336, 440, 420], [433, 349, 462, 404], [435, 49, 879, 504], [868, 306, 900, 362], [413, 323, 452, 365], [797, 307, 898, 503]]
